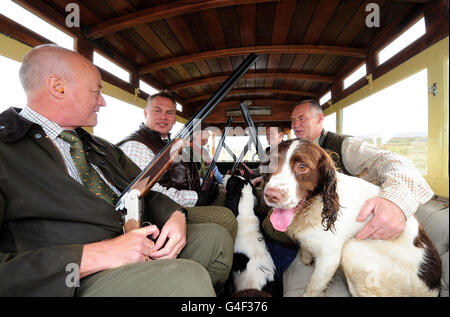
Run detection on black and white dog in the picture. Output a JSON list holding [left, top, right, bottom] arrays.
[[224, 174, 281, 296]]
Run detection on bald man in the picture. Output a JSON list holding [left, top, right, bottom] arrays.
[[0, 45, 233, 296]]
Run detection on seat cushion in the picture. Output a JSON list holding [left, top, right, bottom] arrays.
[[283, 250, 351, 297], [414, 198, 449, 256]]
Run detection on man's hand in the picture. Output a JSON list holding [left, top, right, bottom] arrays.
[[356, 197, 406, 240], [252, 176, 263, 187], [150, 210, 187, 260], [80, 225, 160, 278], [238, 163, 254, 179]]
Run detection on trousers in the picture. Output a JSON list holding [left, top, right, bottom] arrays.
[[186, 188, 238, 240], [76, 223, 233, 297]]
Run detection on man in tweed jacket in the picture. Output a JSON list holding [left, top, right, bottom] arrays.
[[0, 45, 233, 296], [289, 99, 433, 240]]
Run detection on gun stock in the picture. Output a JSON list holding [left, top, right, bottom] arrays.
[[121, 139, 185, 233], [128, 139, 185, 198]]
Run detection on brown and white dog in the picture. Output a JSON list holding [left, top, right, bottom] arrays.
[[263, 138, 441, 297]]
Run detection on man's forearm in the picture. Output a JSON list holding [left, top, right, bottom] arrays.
[[341, 137, 434, 218], [80, 226, 159, 279]]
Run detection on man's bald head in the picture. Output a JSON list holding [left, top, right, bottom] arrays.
[[18, 44, 106, 129], [19, 44, 89, 95]]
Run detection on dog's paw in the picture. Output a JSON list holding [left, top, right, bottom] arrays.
[[300, 249, 314, 266]]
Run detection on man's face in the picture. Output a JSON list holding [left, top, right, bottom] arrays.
[[62, 58, 106, 129], [290, 103, 324, 141], [266, 127, 283, 146], [144, 96, 176, 137]]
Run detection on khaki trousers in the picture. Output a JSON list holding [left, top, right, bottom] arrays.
[[76, 223, 233, 297]]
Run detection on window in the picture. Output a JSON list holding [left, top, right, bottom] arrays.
[[344, 64, 366, 89], [94, 94, 186, 144], [212, 126, 278, 163], [0, 54, 27, 113], [215, 134, 269, 163], [0, 0, 74, 50], [94, 95, 144, 144], [139, 80, 158, 95], [342, 69, 428, 175], [320, 91, 331, 105], [323, 113, 336, 133], [93, 51, 130, 83], [171, 121, 184, 137], [378, 17, 426, 65]]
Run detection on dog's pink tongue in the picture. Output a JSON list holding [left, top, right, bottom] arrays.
[[270, 208, 296, 232]]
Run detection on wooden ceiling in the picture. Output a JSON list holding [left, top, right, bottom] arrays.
[[6, 0, 445, 128]]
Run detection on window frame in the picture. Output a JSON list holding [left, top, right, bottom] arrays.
[[326, 37, 449, 197], [93, 50, 131, 84], [377, 16, 426, 66]]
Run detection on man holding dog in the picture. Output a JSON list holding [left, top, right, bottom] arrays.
[[262, 99, 435, 296], [288, 99, 433, 240], [0, 44, 233, 296]]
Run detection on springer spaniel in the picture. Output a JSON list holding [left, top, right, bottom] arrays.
[[223, 174, 281, 296], [263, 138, 441, 297]]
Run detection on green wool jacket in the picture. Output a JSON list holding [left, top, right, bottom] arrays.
[[0, 107, 182, 296]]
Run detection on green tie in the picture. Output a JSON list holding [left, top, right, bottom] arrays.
[[59, 130, 117, 205]]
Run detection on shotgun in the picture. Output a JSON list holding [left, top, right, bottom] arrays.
[[116, 53, 259, 233], [239, 100, 268, 165], [201, 116, 233, 191], [230, 122, 263, 175], [223, 142, 238, 162]]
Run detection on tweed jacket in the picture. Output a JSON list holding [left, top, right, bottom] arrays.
[[0, 107, 182, 296]]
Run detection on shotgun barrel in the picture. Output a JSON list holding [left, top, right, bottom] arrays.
[[201, 116, 233, 191], [223, 142, 238, 162], [239, 101, 268, 164], [230, 122, 263, 174], [116, 53, 259, 217]]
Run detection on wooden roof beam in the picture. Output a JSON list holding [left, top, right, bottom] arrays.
[[138, 45, 366, 74], [169, 72, 335, 90], [85, 0, 277, 40], [216, 98, 298, 108], [184, 88, 318, 103]]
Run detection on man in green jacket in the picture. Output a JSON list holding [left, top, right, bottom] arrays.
[[0, 44, 233, 296]]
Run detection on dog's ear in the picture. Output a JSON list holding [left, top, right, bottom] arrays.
[[224, 177, 241, 216], [318, 151, 340, 231]]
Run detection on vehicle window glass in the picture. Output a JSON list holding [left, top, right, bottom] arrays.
[[343, 69, 428, 175]]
